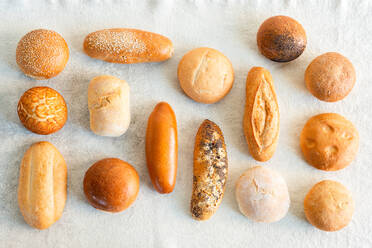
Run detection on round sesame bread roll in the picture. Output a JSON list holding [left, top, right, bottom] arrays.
[[16, 29, 69, 80]]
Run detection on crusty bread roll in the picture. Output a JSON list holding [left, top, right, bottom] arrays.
[[191, 119, 228, 220], [300, 113, 359, 171], [18, 141, 67, 229], [16, 29, 69, 80], [305, 52, 356, 102], [304, 180, 354, 232], [257, 16, 306, 62], [83, 158, 139, 213], [88, 75, 130, 137], [178, 47, 234, 104], [83, 28, 173, 64], [243, 67, 279, 162], [17, 86, 68, 135], [146, 102, 178, 194], [235, 166, 290, 223]]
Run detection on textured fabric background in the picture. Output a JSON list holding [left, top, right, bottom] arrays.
[[0, 0, 371, 247]]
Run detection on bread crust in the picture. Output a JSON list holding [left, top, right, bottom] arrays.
[[18, 141, 67, 229], [16, 29, 69, 80], [83, 28, 173, 64], [146, 102, 178, 194], [304, 180, 354, 232], [17, 86, 68, 135], [300, 113, 359, 171], [305, 52, 356, 102], [243, 67, 279, 162], [88, 75, 130, 137], [191, 119, 228, 220], [177, 47, 234, 104]]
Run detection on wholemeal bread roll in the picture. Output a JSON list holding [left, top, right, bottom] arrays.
[[257, 16, 306, 62], [18, 141, 67, 229], [146, 102, 178, 194], [304, 180, 354, 232], [300, 113, 359, 171], [243, 67, 279, 162], [191, 119, 228, 220], [88, 75, 130, 137], [17, 86, 68, 135], [16, 29, 69, 80], [83, 158, 139, 212], [305, 52, 356, 102], [235, 166, 290, 223], [178, 47, 234, 104], [83, 28, 173, 64]]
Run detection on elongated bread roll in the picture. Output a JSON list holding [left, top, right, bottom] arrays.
[[18, 141, 67, 230], [191, 119, 228, 220], [243, 67, 279, 162], [83, 28, 174, 64], [146, 102, 178, 194], [88, 75, 130, 137]]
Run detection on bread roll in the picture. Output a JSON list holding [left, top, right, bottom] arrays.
[[177, 47, 234, 104], [146, 102, 178, 194], [235, 166, 290, 223], [305, 52, 356, 102], [17, 86, 68, 135], [83, 158, 139, 212], [16, 29, 69, 80], [88, 75, 130, 137], [257, 15, 306, 62], [18, 141, 67, 229], [83, 28, 173, 64], [304, 180, 354, 232], [191, 119, 228, 220], [300, 113, 359, 171], [243, 67, 279, 162]]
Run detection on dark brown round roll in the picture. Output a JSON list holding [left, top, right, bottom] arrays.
[[83, 158, 139, 213], [257, 15, 307, 62]]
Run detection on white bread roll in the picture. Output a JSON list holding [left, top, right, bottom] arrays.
[[88, 75, 130, 137]]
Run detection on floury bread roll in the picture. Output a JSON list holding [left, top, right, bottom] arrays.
[[88, 75, 130, 137], [18, 142, 67, 229], [83, 28, 174, 64]]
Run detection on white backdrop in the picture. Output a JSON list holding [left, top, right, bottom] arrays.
[[0, 0, 371, 247]]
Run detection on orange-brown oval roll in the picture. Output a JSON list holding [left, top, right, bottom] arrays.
[[146, 102, 178, 194]]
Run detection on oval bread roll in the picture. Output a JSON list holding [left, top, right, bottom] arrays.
[[146, 102, 178, 194], [191, 119, 228, 221], [18, 141, 67, 230], [83, 28, 174, 64], [88, 75, 130, 137], [243, 67, 279, 162]]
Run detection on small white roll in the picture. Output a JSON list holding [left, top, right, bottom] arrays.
[[88, 75, 130, 137], [235, 166, 290, 223]]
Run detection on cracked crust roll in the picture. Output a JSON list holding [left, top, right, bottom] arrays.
[[88, 75, 130, 137], [17, 86, 68, 135], [191, 119, 228, 221], [243, 67, 279, 162], [177, 47, 234, 104]]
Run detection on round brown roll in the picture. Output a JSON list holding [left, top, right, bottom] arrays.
[[177, 47, 234, 104], [257, 15, 307, 62], [305, 52, 356, 102], [304, 180, 354, 232], [16, 29, 69, 80], [17, 86, 68, 135], [83, 158, 139, 213], [300, 113, 359, 171]]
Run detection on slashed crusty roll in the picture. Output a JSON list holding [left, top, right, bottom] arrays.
[[243, 67, 279, 162], [18, 141, 67, 230], [88, 75, 130, 137], [191, 119, 228, 221], [83, 28, 173, 64]]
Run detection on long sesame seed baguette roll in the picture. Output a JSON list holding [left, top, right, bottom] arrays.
[[83, 28, 174, 64]]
